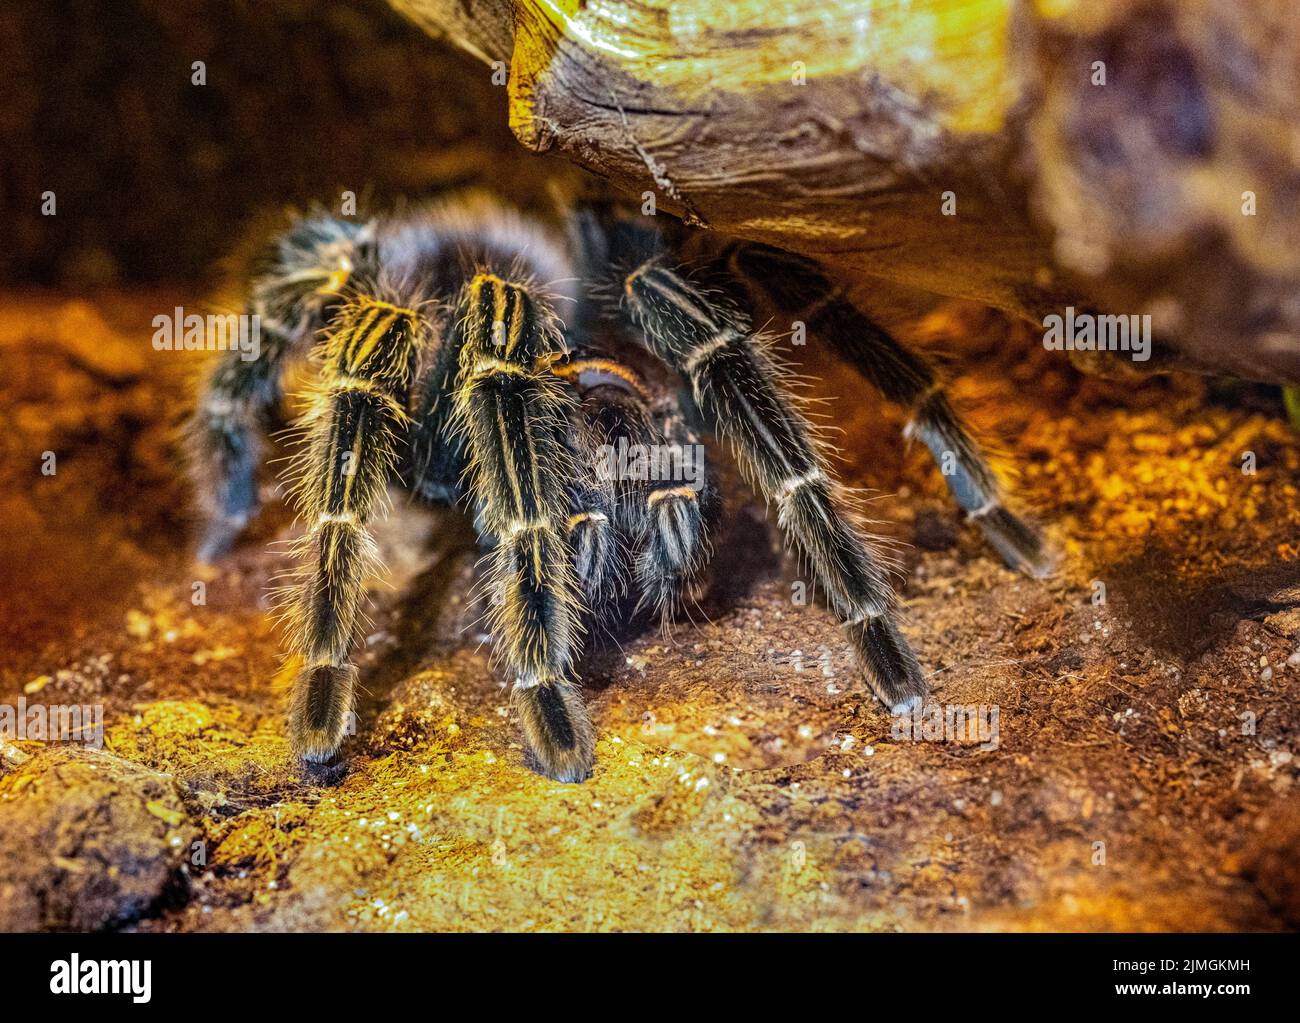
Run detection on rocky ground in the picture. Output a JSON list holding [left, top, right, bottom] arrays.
[[1, 288, 1299, 932]]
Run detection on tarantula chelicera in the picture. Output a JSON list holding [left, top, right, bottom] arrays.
[[190, 192, 1048, 782]]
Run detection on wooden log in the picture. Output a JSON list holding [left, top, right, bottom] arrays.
[[389, 0, 1300, 384]]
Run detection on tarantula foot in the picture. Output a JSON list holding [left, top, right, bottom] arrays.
[[289, 663, 358, 763], [513, 677, 595, 783], [633, 487, 711, 627], [850, 615, 928, 712], [974, 506, 1054, 579]]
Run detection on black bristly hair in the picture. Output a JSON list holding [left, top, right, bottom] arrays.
[[620, 256, 926, 710], [725, 242, 1050, 578], [190, 213, 377, 562], [188, 191, 1051, 782], [284, 297, 420, 761], [450, 271, 594, 782]]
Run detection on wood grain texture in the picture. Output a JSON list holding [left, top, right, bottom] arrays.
[[390, 0, 1300, 384]]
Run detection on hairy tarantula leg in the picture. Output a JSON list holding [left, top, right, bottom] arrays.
[[566, 482, 622, 608], [634, 481, 713, 625], [725, 243, 1050, 578], [407, 310, 469, 504], [189, 213, 374, 561], [555, 356, 717, 625], [557, 368, 639, 608], [285, 299, 419, 762], [632, 404, 719, 625], [624, 260, 925, 711], [191, 348, 279, 562], [452, 273, 594, 783]]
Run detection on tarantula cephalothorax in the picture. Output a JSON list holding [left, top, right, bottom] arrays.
[[190, 192, 1049, 782]]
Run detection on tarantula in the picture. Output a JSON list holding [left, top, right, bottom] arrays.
[[190, 192, 1048, 782]]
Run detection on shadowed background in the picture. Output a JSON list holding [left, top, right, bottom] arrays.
[[0, 0, 524, 285]]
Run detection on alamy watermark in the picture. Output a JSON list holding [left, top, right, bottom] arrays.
[[891, 701, 1000, 750], [596, 438, 705, 492], [1, 697, 104, 748], [50, 955, 151, 1003], [1043, 306, 1151, 363], [152, 307, 261, 362]]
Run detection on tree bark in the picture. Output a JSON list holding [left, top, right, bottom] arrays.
[[390, 0, 1300, 385]]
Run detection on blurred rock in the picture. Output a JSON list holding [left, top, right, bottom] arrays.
[[0, 747, 197, 931]]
